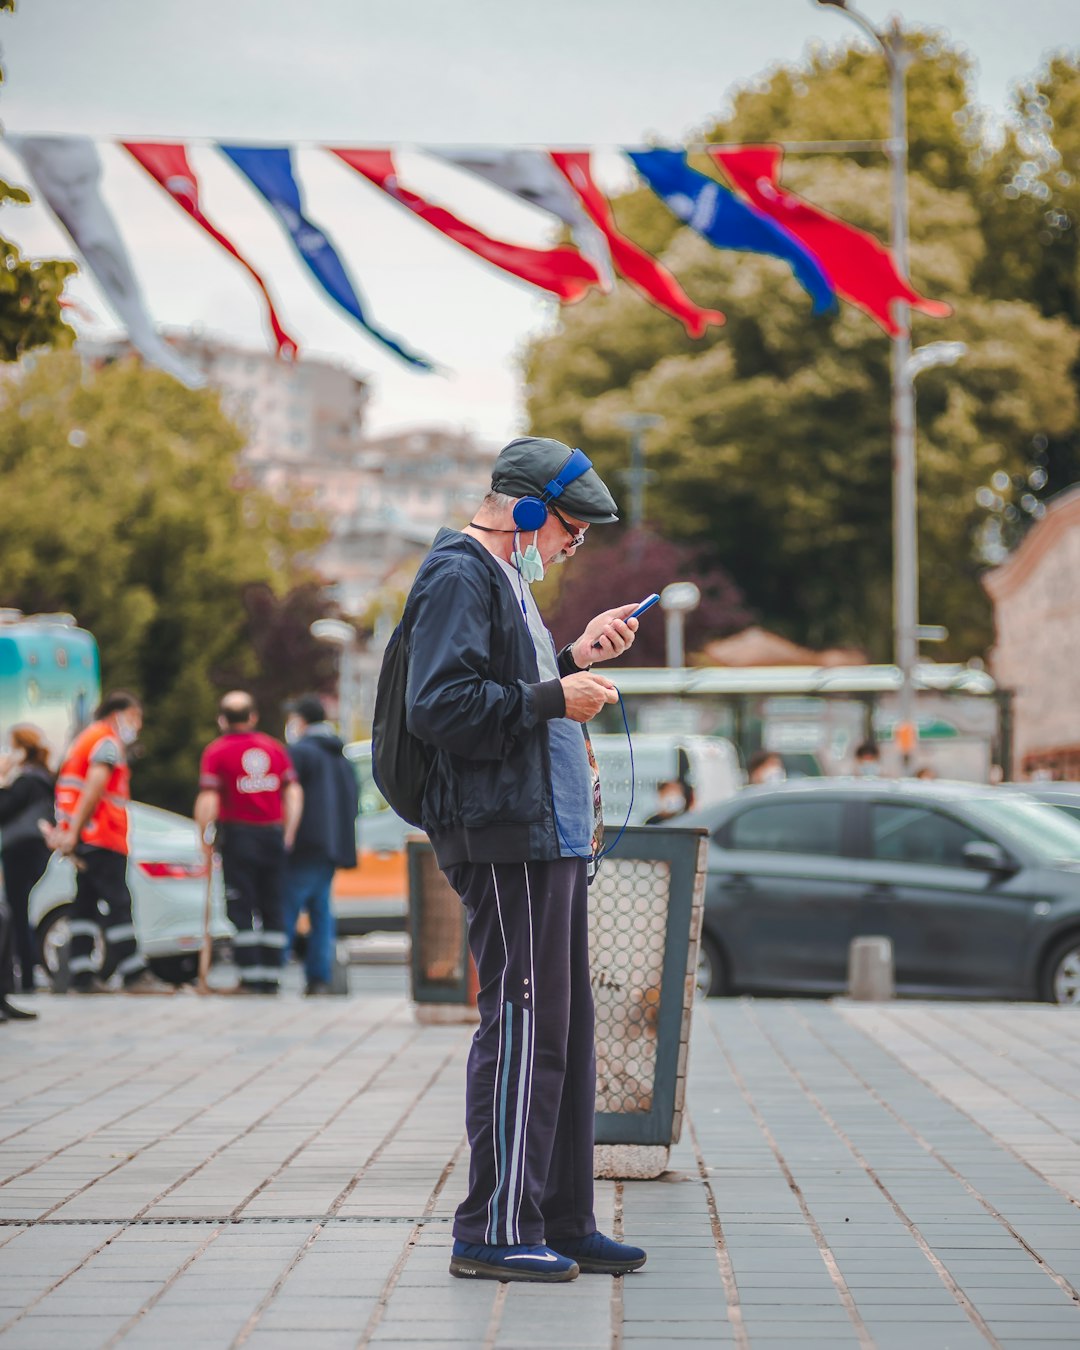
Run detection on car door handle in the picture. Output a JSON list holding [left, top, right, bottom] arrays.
[[719, 874, 752, 890], [863, 883, 893, 900]]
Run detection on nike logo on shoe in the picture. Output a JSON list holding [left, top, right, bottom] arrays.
[[504, 1252, 558, 1262]]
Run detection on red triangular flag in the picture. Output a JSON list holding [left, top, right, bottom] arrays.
[[711, 144, 950, 336], [330, 148, 602, 304], [549, 151, 724, 337], [123, 141, 298, 358]]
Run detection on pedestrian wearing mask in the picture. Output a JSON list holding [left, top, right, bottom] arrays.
[[195, 691, 302, 995], [854, 741, 883, 778], [281, 695, 360, 996], [45, 691, 169, 994], [0, 725, 54, 1019], [644, 778, 694, 824], [399, 435, 647, 1283]]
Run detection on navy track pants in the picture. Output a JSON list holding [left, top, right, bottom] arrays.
[[219, 823, 287, 990], [443, 857, 597, 1247]]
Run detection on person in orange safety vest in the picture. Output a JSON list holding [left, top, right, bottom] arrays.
[[47, 691, 170, 995]]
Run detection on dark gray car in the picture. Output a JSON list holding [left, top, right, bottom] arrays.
[[997, 782, 1080, 824], [683, 779, 1080, 1004]]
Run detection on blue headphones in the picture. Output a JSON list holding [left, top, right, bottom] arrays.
[[508, 448, 593, 532]]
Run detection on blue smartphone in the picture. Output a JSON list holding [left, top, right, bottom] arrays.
[[592, 594, 661, 649], [630, 593, 661, 620]]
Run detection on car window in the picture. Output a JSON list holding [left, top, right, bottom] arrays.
[[727, 800, 847, 856], [870, 804, 984, 867], [966, 796, 1080, 863]]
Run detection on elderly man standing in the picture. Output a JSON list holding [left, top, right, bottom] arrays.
[[399, 436, 647, 1283]]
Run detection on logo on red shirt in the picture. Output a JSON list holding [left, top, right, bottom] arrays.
[[238, 747, 281, 794]]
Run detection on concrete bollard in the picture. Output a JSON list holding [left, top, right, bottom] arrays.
[[848, 936, 895, 1001]]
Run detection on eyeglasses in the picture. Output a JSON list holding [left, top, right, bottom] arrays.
[[550, 503, 587, 549]]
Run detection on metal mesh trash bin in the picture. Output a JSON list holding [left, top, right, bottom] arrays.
[[591, 825, 707, 1179], [406, 827, 707, 1172], [405, 837, 479, 1024]]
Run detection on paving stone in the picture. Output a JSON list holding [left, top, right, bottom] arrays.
[[4, 982, 1080, 1347]]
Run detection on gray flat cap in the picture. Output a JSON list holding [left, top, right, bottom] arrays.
[[490, 436, 619, 525]]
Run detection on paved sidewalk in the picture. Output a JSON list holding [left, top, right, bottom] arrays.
[[1, 979, 1079, 1349]]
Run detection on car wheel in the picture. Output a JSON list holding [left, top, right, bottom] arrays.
[[1042, 933, 1080, 1005], [148, 954, 200, 987], [36, 905, 104, 993], [696, 932, 726, 999]]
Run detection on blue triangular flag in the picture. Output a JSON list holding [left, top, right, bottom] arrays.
[[628, 148, 836, 314], [219, 145, 434, 371]]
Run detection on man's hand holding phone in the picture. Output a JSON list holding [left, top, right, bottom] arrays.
[[573, 603, 643, 667]]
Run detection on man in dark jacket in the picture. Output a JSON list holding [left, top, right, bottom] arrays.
[[282, 695, 360, 996], [402, 435, 647, 1284]]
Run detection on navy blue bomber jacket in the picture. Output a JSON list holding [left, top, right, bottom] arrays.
[[403, 528, 587, 868]]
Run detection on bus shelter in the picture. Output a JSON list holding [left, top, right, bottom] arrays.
[[594, 663, 1011, 783]]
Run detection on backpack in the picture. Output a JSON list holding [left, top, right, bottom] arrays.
[[371, 618, 433, 828]]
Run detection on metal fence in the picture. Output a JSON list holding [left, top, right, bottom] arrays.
[[591, 827, 707, 1149], [405, 826, 707, 1151]]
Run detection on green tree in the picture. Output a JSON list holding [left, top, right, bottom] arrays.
[[0, 350, 329, 809], [525, 29, 1080, 661], [976, 56, 1080, 325], [0, 178, 76, 360], [219, 580, 346, 740], [1, 2, 74, 358]]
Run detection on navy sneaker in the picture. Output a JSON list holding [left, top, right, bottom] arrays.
[[449, 1239, 579, 1282], [548, 1231, 647, 1274]]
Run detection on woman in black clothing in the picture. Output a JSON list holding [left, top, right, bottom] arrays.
[[0, 724, 56, 1020]]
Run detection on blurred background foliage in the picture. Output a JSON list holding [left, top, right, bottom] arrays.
[[0, 351, 339, 810], [527, 31, 1080, 661], [3, 26, 1080, 802]]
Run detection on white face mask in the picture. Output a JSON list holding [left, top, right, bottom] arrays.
[[117, 716, 139, 746], [761, 765, 786, 784], [511, 531, 545, 584], [284, 718, 302, 745]]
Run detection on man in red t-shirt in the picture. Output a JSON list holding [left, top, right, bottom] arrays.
[[195, 691, 302, 994]]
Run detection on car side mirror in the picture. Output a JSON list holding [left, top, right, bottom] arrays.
[[963, 840, 1015, 875]]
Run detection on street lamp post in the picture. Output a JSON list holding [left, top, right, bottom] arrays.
[[660, 582, 701, 669], [815, 1, 959, 773], [617, 413, 663, 548], [310, 618, 358, 741]]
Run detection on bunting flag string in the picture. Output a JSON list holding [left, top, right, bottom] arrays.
[[710, 144, 952, 335], [329, 148, 602, 303], [123, 141, 298, 360], [10, 132, 951, 379], [549, 151, 726, 338], [11, 135, 205, 387], [430, 148, 616, 291], [627, 148, 836, 314], [218, 144, 435, 371]]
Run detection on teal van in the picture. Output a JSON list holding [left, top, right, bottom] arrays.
[[0, 612, 101, 756]]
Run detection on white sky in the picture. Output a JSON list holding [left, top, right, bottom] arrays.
[[0, 0, 1076, 438]]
